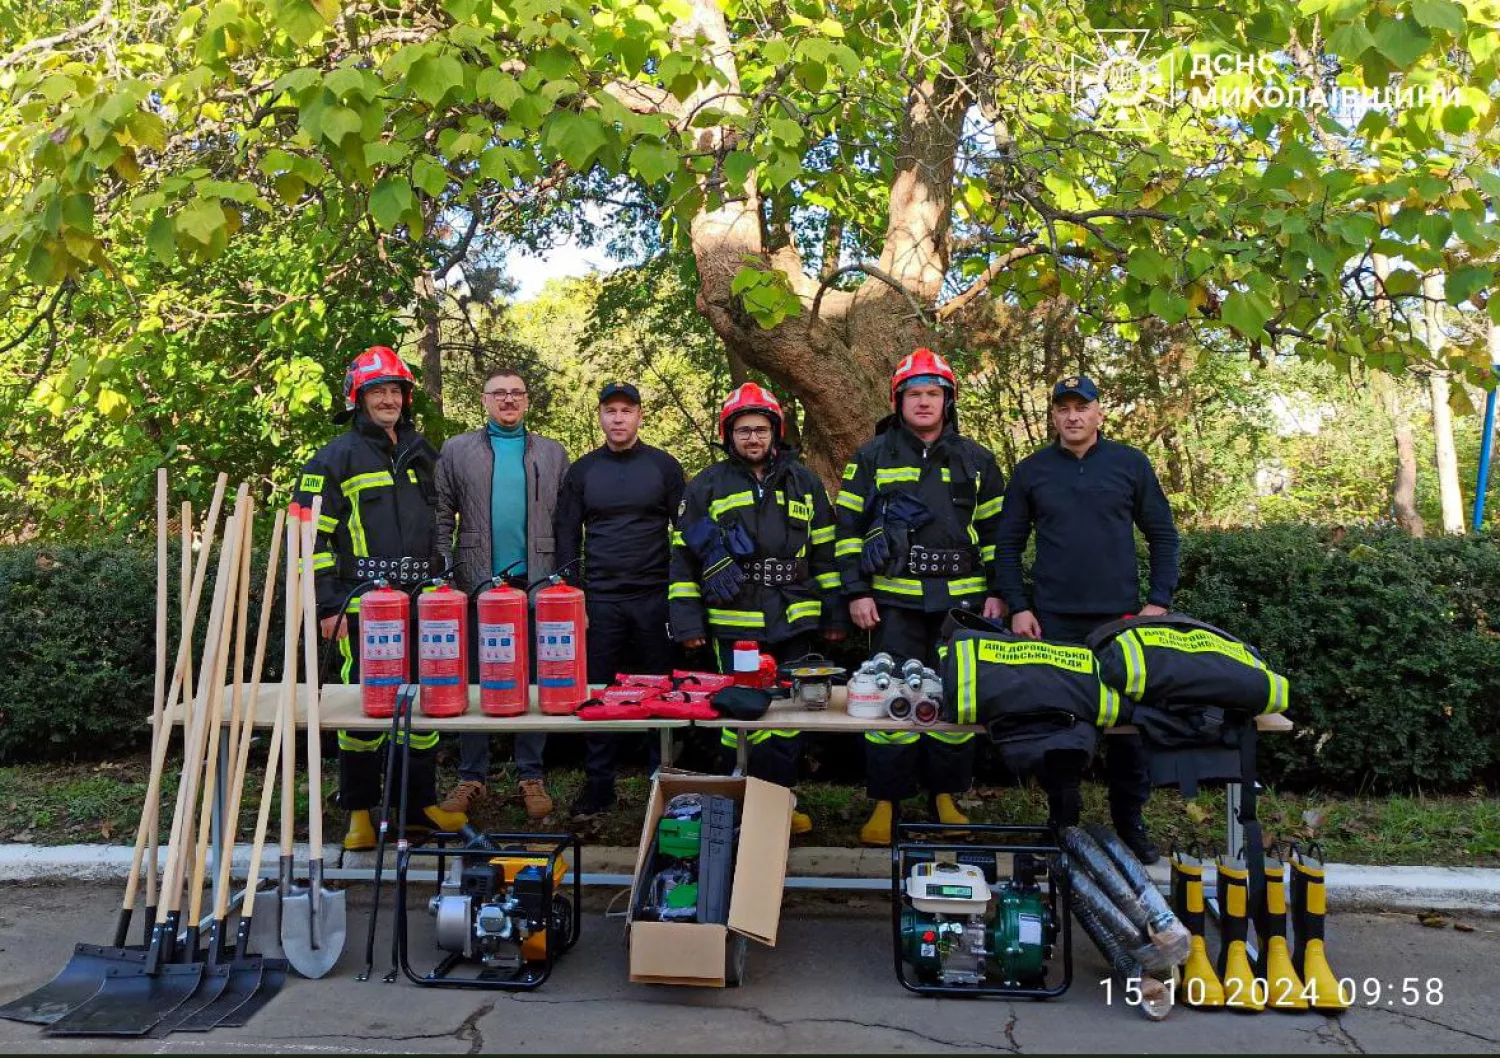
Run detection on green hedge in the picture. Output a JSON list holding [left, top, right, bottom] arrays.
[[3, 528, 1498, 792]]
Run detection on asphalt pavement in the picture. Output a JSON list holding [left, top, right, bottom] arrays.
[[0, 882, 1496, 1054]]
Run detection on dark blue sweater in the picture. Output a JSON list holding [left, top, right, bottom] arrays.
[[994, 436, 1179, 616]]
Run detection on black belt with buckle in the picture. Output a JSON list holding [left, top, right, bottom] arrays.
[[339, 555, 437, 587], [748, 557, 808, 586], [907, 545, 976, 577]]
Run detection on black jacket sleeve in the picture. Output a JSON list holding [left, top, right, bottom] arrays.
[[992, 458, 1034, 615], [553, 457, 586, 585], [1133, 453, 1180, 608], [834, 450, 876, 599], [292, 452, 348, 619], [970, 446, 1007, 596], [668, 475, 710, 642]]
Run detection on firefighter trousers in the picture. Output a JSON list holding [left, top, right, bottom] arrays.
[[712, 634, 810, 789], [330, 612, 440, 811], [863, 605, 975, 801]]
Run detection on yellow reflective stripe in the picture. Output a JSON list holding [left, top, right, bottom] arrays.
[[815, 571, 841, 590], [341, 471, 394, 495], [873, 575, 923, 596], [1122, 630, 1148, 700], [709, 491, 755, 518], [348, 502, 368, 557], [874, 467, 920, 486], [317, 514, 338, 534], [670, 531, 685, 547], [940, 468, 952, 483], [668, 582, 702, 599], [835, 538, 863, 556], [338, 730, 386, 752], [404, 730, 439, 750], [865, 730, 921, 745], [980, 544, 996, 562], [721, 729, 741, 747], [974, 496, 1005, 521], [1098, 683, 1122, 727], [345, 595, 362, 614], [809, 524, 836, 545], [967, 522, 980, 545], [1265, 672, 1290, 715], [309, 551, 335, 572], [758, 729, 798, 739], [786, 599, 821, 624], [957, 638, 977, 724], [949, 576, 986, 595], [836, 490, 865, 513], [926, 731, 974, 744], [407, 469, 418, 483], [706, 608, 765, 629], [841, 462, 858, 481]]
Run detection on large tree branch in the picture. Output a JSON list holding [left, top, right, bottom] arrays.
[[810, 263, 935, 329], [0, 0, 113, 69]]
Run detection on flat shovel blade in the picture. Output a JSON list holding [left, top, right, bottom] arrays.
[[213, 958, 285, 1028], [147, 961, 230, 1037], [0, 943, 133, 1025], [280, 888, 346, 979], [43, 962, 203, 1037], [176, 957, 262, 1032]]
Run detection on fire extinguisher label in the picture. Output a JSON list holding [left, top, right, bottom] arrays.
[[479, 622, 517, 664], [363, 620, 405, 661], [420, 619, 461, 661], [537, 620, 576, 662]]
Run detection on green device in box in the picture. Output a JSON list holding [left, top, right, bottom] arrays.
[[658, 816, 702, 859]]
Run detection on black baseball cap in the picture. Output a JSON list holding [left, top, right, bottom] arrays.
[[598, 381, 641, 404], [1052, 375, 1099, 403]]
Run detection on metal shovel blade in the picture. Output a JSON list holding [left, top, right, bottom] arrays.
[[0, 943, 129, 1024], [176, 957, 262, 1032], [280, 888, 346, 980], [43, 961, 203, 1037], [212, 958, 285, 1029], [147, 961, 230, 1037]]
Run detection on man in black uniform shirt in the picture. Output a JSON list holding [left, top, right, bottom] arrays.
[[554, 382, 686, 817], [993, 375, 1180, 863]]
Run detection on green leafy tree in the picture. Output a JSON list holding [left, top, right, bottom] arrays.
[[1, 0, 1497, 496]]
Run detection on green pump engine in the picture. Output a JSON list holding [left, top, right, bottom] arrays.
[[899, 856, 1054, 988]]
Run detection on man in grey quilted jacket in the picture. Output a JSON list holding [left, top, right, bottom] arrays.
[[434, 367, 569, 820]]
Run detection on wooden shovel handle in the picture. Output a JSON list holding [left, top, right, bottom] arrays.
[[299, 498, 326, 853], [279, 511, 302, 861]]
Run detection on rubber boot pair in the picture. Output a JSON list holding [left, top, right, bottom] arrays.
[[1170, 850, 1225, 1008], [1290, 846, 1347, 1012], [343, 804, 468, 851], [859, 795, 967, 846]]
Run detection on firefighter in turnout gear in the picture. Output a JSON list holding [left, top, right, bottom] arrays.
[[293, 345, 468, 851], [669, 383, 846, 834], [837, 349, 1009, 846]]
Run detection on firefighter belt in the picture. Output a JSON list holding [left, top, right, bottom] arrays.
[[906, 545, 977, 577], [747, 557, 809, 586], [339, 554, 439, 587]]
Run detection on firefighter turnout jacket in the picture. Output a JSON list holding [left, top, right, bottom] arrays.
[[668, 445, 843, 644], [292, 411, 441, 662], [835, 417, 1006, 612]]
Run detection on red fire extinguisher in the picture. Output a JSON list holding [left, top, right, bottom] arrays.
[[535, 580, 587, 715], [476, 579, 529, 717], [359, 583, 410, 719], [417, 583, 469, 718]]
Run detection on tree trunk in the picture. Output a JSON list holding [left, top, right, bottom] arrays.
[[414, 270, 443, 417], [1370, 255, 1424, 537], [1423, 271, 1464, 533]]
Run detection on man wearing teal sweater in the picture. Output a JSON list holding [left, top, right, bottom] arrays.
[[435, 368, 570, 820]]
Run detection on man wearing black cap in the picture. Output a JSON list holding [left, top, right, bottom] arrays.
[[994, 375, 1180, 863], [554, 382, 686, 816]]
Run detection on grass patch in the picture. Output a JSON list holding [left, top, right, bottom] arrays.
[[3, 750, 1497, 868]]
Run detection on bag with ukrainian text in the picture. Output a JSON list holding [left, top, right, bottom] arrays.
[[939, 612, 1124, 776], [1085, 614, 1289, 718]]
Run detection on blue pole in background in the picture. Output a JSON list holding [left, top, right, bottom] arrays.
[[1475, 375, 1499, 533]]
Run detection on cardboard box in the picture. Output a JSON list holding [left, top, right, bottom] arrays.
[[627, 769, 793, 987]]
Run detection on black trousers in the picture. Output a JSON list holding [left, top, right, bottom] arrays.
[[328, 611, 440, 812], [864, 606, 975, 801], [1032, 610, 1150, 827], [582, 592, 673, 790], [712, 634, 812, 789]]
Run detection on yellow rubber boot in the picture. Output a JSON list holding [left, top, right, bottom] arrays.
[[1171, 851, 1224, 1008], [860, 801, 893, 846], [790, 811, 813, 836], [1216, 856, 1265, 1012], [421, 804, 468, 833], [1256, 853, 1308, 1011], [343, 809, 375, 852], [934, 794, 969, 826], [1291, 849, 1348, 1012]]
